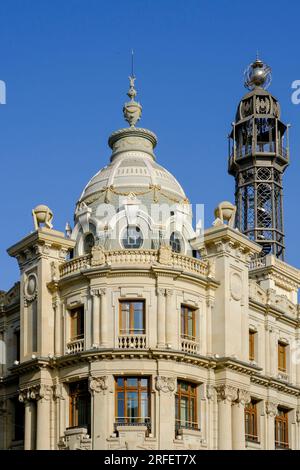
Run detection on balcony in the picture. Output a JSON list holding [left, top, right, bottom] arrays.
[[181, 338, 199, 354], [66, 338, 84, 354], [114, 417, 151, 433], [59, 249, 209, 279], [118, 334, 147, 349]]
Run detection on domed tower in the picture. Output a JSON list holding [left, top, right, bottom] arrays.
[[72, 75, 194, 257], [228, 58, 290, 259]]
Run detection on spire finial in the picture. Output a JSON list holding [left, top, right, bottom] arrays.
[[123, 50, 142, 127]]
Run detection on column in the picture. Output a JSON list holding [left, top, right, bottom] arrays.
[[264, 324, 270, 375], [155, 376, 176, 449], [216, 385, 238, 449], [54, 298, 61, 356], [156, 289, 166, 348], [21, 395, 36, 451], [91, 290, 100, 347], [165, 289, 176, 349], [265, 401, 278, 450], [205, 299, 214, 355], [100, 289, 108, 347], [89, 376, 109, 449], [36, 385, 52, 450], [232, 389, 250, 450]]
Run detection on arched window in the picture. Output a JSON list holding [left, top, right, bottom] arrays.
[[83, 233, 95, 254], [170, 232, 182, 253], [122, 226, 143, 249]]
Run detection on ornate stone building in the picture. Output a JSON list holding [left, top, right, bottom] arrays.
[[0, 59, 300, 450]]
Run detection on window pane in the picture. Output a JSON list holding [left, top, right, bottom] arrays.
[[117, 377, 124, 387], [188, 311, 194, 337], [126, 378, 138, 387], [127, 392, 138, 419], [140, 378, 148, 387], [133, 309, 144, 333], [141, 392, 148, 418], [180, 397, 188, 424]]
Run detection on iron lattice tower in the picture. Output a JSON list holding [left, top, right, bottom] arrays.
[[228, 58, 290, 260]]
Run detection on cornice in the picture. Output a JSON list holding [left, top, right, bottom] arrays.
[[251, 373, 300, 397]]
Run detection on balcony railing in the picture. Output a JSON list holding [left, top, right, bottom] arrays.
[[118, 334, 147, 349], [114, 417, 151, 433], [59, 250, 209, 279], [66, 338, 84, 354], [175, 420, 199, 432], [181, 338, 199, 354]]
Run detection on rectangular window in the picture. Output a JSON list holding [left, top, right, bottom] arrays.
[[181, 305, 196, 341], [249, 330, 256, 361], [14, 330, 20, 362], [119, 300, 145, 335], [70, 306, 84, 341], [12, 397, 24, 441], [275, 408, 289, 449], [245, 399, 258, 442], [69, 380, 91, 434], [115, 376, 150, 427], [175, 381, 198, 430], [278, 342, 287, 372]]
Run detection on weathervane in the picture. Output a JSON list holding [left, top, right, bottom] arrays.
[[244, 56, 272, 90]]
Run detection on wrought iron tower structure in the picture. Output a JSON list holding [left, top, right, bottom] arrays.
[[228, 58, 290, 260]]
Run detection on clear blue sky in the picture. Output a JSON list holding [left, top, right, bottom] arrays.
[[1, 0, 300, 291]]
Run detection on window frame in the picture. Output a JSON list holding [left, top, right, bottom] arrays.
[[175, 380, 198, 431], [249, 330, 256, 362], [275, 407, 289, 449], [278, 341, 287, 372], [68, 380, 91, 433], [245, 399, 259, 442], [115, 376, 151, 427], [69, 306, 85, 342], [181, 305, 196, 341], [119, 300, 145, 335]]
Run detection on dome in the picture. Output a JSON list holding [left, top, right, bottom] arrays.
[[72, 76, 195, 256], [78, 127, 187, 212]]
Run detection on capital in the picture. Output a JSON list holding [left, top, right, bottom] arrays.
[[215, 384, 238, 403], [155, 376, 176, 394], [89, 375, 108, 394]]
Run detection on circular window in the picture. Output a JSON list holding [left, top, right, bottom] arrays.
[[170, 232, 182, 253], [122, 226, 143, 249], [84, 233, 95, 253]]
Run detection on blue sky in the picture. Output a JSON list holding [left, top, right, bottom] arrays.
[[1, 0, 300, 290]]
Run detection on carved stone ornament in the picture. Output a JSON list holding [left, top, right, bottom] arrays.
[[155, 376, 176, 393], [91, 245, 106, 266], [230, 272, 243, 301], [158, 244, 172, 265], [237, 389, 251, 405], [215, 384, 238, 403], [24, 273, 38, 302], [213, 201, 236, 228], [50, 261, 59, 282], [89, 376, 108, 394], [19, 384, 52, 402], [32, 204, 53, 230], [265, 401, 278, 417]]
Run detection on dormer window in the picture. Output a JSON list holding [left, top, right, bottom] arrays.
[[83, 233, 95, 254], [170, 232, 182, 253], [122, 226, 143, 249]]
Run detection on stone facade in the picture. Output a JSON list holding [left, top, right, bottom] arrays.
[[0, 71, 300, 451]]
